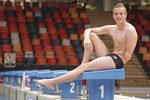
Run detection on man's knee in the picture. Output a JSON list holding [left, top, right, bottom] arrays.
[[90, 32, 96, 38], [90, 32, 100, 40]]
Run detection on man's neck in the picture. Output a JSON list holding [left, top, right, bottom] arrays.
[[117, 21, 127, 29]]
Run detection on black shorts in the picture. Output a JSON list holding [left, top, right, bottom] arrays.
[[106, 53, 124, 69]]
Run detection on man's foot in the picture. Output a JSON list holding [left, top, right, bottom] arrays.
[[34, 79, 55, 88]]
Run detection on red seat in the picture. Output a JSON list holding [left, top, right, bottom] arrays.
[[53, 13, 60, 18], [69, 58, 79, 66], [8, 16, 16, 22], [37, 22, 45, 28], [50, 33, 59, 40], [18, 22, 26, 28], [13, 44, 22, 52], [20, 32, 30, 39], [44, 45, 53, 52], [0, 27, 9, 33], [46, 51, 55, 59], [42, 40, 51, 46], [40, 34, 50, 40], [77, 28, 84, 34], [145, 42, 150, 48], [8, 22, 17, 28], [23, 44, 33, 52], [66, 23, 74, 29], [26, 16, 35, 22], [63, 18, 72, 24], [81, 18, 90, 24], [19, 27, 28, 33], [145, 60, 150, 67], [9, 27, 18, 32], [54, 45, 64, 53], [2, 44, 12, 53], [0, 32, 9, 39], [34, 45, 43, 52], [144, 25, 150, 32], [37, 57, 47, 65], [72, 18, 81, 24], [61, 11, 70, 19], [47, 58, 57, 65], [55, 17, 62, 23], [15, 51, 24, 64], [17, 16, 26, 22], [32, 38, 41, 45], [45, 17, 53, 24], [58, 57, 68, 65]]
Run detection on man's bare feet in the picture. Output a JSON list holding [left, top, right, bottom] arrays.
[[34, 79, 55, 88]]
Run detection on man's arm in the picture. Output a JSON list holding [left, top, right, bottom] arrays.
[[84, 25, 111, 39], [124, 28, 138, 62]]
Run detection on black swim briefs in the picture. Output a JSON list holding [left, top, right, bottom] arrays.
[[106, 53, 124, 69]]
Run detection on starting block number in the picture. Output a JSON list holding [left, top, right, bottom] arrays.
[[70, 82, 75, 93], [99, 85, 104, 98], [87, 80, 115, 100], [61, 80, 78, 98]]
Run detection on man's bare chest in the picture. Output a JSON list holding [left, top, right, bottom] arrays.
[[111, 31, 127, 45]]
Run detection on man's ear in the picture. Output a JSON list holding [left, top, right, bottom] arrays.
[[112, 13, 115, 20], [125, 12, 128, 18]]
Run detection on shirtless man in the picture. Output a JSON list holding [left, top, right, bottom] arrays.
[[35, 3, 138, 88]]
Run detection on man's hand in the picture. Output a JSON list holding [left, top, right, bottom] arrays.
[[83, 38, 93, 54], [124, 53, 131, 62]]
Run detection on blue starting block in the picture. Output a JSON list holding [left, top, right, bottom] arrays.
[[80, 69, 125, 100], [40, 70, 69, 95], [51, 70, 79, 98], [30, 70, 67, 94], [51, 70, 80, 98], [32, 70, 80, 98], [30, 70, 51, 91]]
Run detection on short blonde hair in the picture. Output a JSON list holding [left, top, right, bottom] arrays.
[[113, 3, 127, 13]]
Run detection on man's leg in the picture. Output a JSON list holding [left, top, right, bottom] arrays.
[[81, 32, 109, 64], [36, 33, 111, 87], [36, 56, 116, 88]]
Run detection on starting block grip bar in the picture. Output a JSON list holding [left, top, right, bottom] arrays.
[[80, 69, 125, 100]]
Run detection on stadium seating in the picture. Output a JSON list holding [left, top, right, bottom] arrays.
[[128, 9, 150, 78], [0, 1, 89, 69]]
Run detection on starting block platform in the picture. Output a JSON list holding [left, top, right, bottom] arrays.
[[0, 68, 125, 100], [80, 69, 125, 100]]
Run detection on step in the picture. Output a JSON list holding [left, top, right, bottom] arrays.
[[115, 87, 150, 99]]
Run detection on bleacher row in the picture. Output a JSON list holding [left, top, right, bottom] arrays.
[[0, 1, 90, 67], [127, 9, 150, 77]]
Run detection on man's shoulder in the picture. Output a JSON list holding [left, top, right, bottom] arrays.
[[127, 23, 136, 31], [103, 25, 115, 29], [126, 23, 138, 37]]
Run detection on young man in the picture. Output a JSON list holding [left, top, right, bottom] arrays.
[[35, 3, 138, 88]]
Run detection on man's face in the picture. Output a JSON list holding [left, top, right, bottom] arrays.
[[113, 7, 127, 24]]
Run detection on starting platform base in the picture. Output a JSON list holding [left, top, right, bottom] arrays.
[[38, 94, 60, 100], [9, 86, 17, 100], [0, 84, 146, 100]]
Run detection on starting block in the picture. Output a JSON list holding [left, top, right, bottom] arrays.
[[0, 68, 124, 100], [80, 68, 125, 100], [52, 70, 79, 98], [60, 80, 79, 98]]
